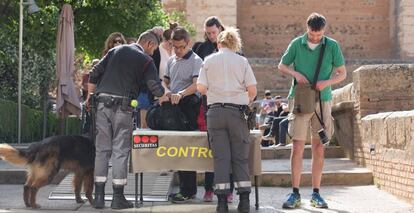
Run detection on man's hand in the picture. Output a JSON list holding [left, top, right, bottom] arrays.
[[315, 80, 330, 91], [158, 94, 170, 105], [84, 96, 91, 111], [293, 72, 309, 84], [170, 93, 182, 105]]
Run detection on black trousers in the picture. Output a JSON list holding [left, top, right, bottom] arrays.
[[178, 171, 235, 196], [179, 94, 201, 130], [270, 116, 286, 143], [178, 171, 197, 196]]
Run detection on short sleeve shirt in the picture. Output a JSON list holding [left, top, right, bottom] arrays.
[[197, 48, 257, 105], [281, 33, 345, 101], [165, 50, 203, 93]]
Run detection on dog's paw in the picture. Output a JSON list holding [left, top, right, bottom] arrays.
[[76, 198, 85, 204], [88, 199, 95, 206], [31, 203, 41, 209]]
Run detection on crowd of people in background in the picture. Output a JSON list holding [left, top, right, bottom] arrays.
[[256, 90, 291, 147]]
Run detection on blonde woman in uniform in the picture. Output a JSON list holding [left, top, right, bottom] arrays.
[[197, 27, 257, 213]]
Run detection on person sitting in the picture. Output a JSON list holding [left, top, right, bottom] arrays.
[[277, 116, 290, 147], [262, 102, 290, 146], [260, 96, 284, 146], [258, 90, 274, 126]]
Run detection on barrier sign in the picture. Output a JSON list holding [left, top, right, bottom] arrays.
[[130, 130, 262, 175]]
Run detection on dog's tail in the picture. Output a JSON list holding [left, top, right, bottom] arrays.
[[0, 144, 28, 165]]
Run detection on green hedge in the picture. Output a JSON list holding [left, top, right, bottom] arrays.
[[0, 99, 81, 143]]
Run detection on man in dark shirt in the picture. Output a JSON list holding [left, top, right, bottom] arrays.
[[193, 17, 222, 60], [87, 30, 164, 210]]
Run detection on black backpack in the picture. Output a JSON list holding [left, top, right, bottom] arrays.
[[146, 102, 193, 131]]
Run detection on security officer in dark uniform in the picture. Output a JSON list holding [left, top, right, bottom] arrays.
[[87, 30, 165, 209]]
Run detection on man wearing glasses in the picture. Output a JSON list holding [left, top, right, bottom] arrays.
[[159, 27, 204, 203]]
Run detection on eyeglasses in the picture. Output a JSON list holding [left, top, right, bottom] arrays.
[[172, 43, 188, 50]]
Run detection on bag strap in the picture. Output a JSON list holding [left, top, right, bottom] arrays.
[[313, 38, 326, 128], [311, 39, 326, 89], [315, 92, 326, 128]]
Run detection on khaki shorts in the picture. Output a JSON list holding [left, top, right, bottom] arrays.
[[287, 99, 334, 141]]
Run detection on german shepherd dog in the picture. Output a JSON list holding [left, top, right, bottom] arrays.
[[0, 135, 95, 208]]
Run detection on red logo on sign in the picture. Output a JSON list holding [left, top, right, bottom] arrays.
[[150, 136, 158, 143], [132, 135, 158, 148], [133, 135, 141, 144]]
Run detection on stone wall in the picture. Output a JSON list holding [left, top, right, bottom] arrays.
[[353, 64, 414, 119], [237, 0, 393, 59], [162, 0, 237, 42], [398, 0, 414, 59], [353, 64, 414, 165], [333, 64, 414, 204], [161, 0, 186, 14], [361, 111, 414, 204], [164, 0, 414, 59], [332, 83, 355, 159], [162, 1, 414, 95]]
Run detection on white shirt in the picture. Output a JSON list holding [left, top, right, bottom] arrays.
[[158, 44, 171, 80], [197, 48, 257, 105], [307, 41, 319, 50]]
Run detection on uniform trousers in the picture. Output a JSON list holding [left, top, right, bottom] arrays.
[[94, 101, 132, 185], [206, 106, 251, 195]]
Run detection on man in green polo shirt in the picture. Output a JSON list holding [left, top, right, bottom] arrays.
[[278, 13, 346, 209]]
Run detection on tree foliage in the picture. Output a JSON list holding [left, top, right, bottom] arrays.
[[0, 0, 169, 108]]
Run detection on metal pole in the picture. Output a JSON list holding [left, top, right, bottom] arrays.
[[255, 175, 259, 210], [18, 0, 23, 144], [135, 173, 138, 208], [140, 172, 143, 204]]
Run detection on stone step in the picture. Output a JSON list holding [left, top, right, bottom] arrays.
[[0, 169, 26, 184], [259, 158, 373, 187], [0, 144, 69, 184], [0, 160, 69, 184], [261, 145, 345, 159], [0, 160, 27, 184], [196, 158, 373, 187]]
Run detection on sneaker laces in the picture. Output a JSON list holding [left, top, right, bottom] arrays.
[[312, 192, 325, 204], [286, 193, 298, 203]]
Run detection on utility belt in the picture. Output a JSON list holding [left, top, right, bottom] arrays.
[[96, 94, 131, 111], [207, 103, 246, 111], [207, 103, 256, 130]]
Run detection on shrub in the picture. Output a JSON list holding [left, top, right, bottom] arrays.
[[0, 98, 81, 143]]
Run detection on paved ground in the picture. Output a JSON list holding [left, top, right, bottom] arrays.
[[0, 184, 412, 213], [261, 158, 370, 173]]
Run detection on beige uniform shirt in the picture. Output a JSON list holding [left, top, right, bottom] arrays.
[[197, 48, 257, 105]]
